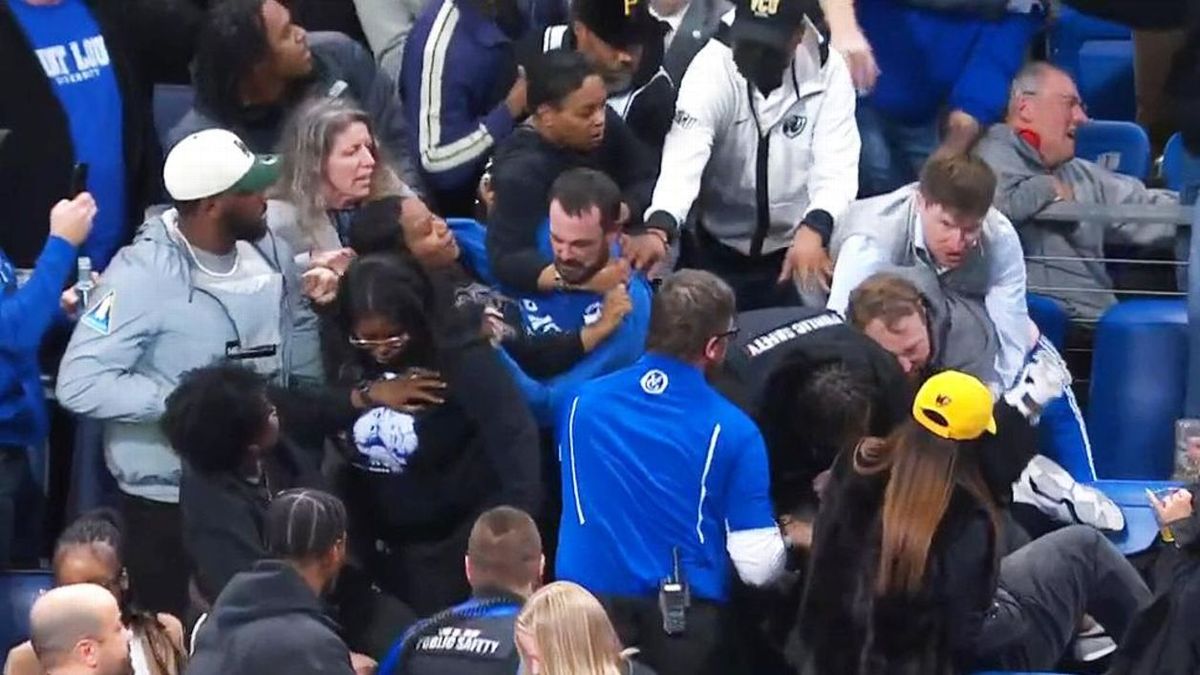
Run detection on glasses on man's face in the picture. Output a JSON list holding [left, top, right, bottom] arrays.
[[714, 326, 740, 341], [348, 335, 409, 351], [1023, 90, 1087, 116]]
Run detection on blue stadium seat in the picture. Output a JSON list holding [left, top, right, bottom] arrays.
[[1048, 6, 1134, 121], [1027, 293, 1068, 351], [0, 570, 52, 651], [1088, 478, 1184, 555], [1161, 133, 1200, 203], [151, 84, 195, 152], [1074, 120, 1150, 180], [1087, 299, 1188, 479], [1075, 41, 1136, 122]]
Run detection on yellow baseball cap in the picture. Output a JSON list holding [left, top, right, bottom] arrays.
[[912, 370, 997, 441]]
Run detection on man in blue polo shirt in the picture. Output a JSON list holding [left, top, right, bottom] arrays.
[[555, 268, 785, 675]]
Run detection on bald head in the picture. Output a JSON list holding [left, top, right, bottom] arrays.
[[30, 584, 130, 675]]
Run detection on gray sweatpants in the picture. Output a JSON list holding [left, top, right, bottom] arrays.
[[984, 525, 1151, 670]]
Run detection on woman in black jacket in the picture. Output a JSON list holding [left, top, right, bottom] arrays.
[[800, 358, 1149, 674], [329, 252, 542, 615]]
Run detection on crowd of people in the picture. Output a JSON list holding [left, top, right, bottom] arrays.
[[3, 0, 1200, 673]]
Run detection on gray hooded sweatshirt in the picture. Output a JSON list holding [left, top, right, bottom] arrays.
[[974, 124, 1178, 321], [56, 209, 324, 503]]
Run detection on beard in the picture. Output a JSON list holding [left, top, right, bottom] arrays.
[[603, 67, 634, 95], [222, 208, 268, 242], [554, 249, 609, 286]]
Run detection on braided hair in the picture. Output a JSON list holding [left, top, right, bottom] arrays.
[[266, 489, 348, 560], [56, 509, 186, 674]]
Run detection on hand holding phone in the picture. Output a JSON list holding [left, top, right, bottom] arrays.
[[70, 162, 90, 198]]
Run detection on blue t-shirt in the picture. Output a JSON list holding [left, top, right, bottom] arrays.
[[9, 0, 127, 269], [555, 353, 777, 603]]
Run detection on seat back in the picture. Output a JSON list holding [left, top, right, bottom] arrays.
[[1027, 293, 1068, 351], [152, 84, 196, 152], [1161, 133, 1200, 203], [1074, 120, 1151, 179], [0, 570, 53, 651], [1048, 7, 1134, 121], [1088, 299, 1189, 479]]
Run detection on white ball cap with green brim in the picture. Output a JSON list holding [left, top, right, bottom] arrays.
[[163, 128, 281, 201]]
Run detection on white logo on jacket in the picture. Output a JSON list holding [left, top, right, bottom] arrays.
[[640, 369, 669, 395], [352, 407, 419, 474]]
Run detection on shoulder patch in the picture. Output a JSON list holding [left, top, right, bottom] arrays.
[[640, 369, 669, 395], [81, 291, 115, 335], [674, 108, 699, 130]]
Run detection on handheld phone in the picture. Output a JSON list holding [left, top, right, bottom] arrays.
[[70, 162, 90, 198]]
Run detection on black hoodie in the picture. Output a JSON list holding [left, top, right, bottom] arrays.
[[486, 108, 661, 293], [187, 560, 356, 675]]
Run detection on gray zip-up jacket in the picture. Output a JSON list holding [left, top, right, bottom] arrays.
[[828, 183, 1027, 388], [975, 124, 1178, 321], [55, 209, 324, 503]]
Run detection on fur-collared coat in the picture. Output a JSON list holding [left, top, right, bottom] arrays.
[[794, 402, 1035, 674]]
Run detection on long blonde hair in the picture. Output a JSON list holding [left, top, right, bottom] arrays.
[[272, 97, 405, 241], [515, 582, 630, 675]]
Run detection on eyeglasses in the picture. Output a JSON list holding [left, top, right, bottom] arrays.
[[348, 334, 409, 350], [714, 326, 740, 341], [1021, 90, 1087, 115]]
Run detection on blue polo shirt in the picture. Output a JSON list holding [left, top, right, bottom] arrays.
[[555, 353, 776, 603], [9, 0, 127, 269]]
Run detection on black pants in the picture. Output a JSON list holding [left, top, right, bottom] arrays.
[[117, 492, 190, 618], [370, 517, 474, 618], [0, 444, 43, 568], [680, 227, 800, 312], [601, 595, 737, 675]]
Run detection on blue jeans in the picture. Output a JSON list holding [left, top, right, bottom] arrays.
[[0, 445, 43, 568], [856, 104, 939, 198]]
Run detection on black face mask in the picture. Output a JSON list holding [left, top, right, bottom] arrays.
[[733, 41, 790, 96]]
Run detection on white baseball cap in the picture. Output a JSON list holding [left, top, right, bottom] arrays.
[[163, 128, 280, 201]]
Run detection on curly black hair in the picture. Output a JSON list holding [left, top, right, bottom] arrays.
[[193, 0, 271, 123], [161, 362, 273, 474]]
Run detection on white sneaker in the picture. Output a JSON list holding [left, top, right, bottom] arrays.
[[1013, 455, 1126, 532], [1072, 624, 1117, 662]]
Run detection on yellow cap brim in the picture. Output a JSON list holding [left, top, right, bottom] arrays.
[[986, 415, 997, 435]]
